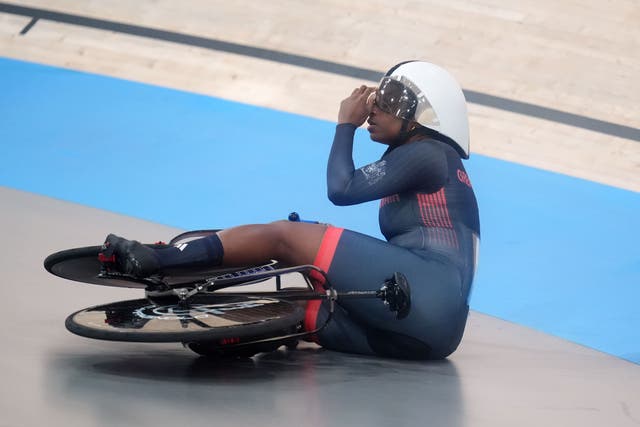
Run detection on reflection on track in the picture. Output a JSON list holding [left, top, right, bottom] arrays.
[[44, 344, 463, 426]]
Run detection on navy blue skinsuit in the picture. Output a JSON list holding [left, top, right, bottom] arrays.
[[313, 123, 480, 359]]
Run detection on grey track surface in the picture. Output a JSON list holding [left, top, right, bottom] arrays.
[[1, 185, 639, 427]]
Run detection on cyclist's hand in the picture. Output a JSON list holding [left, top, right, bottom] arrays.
[[338, 85, 376, 126]]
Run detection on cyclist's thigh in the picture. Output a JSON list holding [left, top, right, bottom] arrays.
[[314, 228, 469, 358], [314, 302, 458, 359], [311, 304, 376, 357]]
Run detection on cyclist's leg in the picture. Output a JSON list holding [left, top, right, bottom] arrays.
[[307, 303, 376, 356], [306, 227, 469, 359], [103, 221, 328, 276], [218, 221, 328, 267], [311, 304, 456, 360]]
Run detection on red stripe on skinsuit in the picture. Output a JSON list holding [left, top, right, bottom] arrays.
[[428, 192, 444, 228], [417, 194, 428, 226], [431, 190, 446, 228], [304, 227, 344, 338], [421, 193, 437, 227], [437, 188, 453, 228]]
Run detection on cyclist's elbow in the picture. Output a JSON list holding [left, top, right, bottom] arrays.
[[327, 190, 350, 206]]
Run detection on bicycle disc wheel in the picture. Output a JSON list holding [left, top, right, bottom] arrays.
[[45, 246, 147, 288], [65, 294, 304, 342], [44, 246, 279, 288]]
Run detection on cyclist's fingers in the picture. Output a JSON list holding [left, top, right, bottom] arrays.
[[366, 90, 377, 106], [352, 85, 370, 95]]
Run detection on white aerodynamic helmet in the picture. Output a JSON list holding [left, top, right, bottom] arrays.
[[376, 60, 470, 158]]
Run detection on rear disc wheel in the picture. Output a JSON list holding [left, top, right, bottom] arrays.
[[65, 294, 304, 343]]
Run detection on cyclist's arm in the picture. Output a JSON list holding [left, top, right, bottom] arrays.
[[327, 124, 447, 206]]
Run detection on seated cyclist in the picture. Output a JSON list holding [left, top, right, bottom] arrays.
[[101, 60, 480, 360]]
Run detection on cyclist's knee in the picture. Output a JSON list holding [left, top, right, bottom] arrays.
[[258, 221, 301, 262], [266, 220, 293, 242], [266, 220, 327, 265]]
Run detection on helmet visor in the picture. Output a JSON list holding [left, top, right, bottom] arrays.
[[375, 77, 418, 120]]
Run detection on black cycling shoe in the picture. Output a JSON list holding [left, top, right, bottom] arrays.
[[100, 234, 160, 278]]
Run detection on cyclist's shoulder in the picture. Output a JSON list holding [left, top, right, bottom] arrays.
[[398, 137, 447, 153], [387, 138, 450, 164]]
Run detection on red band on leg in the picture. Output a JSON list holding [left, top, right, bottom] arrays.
[[304, 227, 344, 338]]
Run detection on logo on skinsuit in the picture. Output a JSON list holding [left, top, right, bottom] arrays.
[[457, 169, 472, 188], [361, 160, 387, 185]]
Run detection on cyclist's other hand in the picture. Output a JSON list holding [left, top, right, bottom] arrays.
[[338, 85, 376, 126]]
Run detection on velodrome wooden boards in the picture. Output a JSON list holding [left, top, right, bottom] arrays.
[[0, 0, 638, 191]]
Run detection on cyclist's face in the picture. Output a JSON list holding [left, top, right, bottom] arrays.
[[366, 102, 404, 144]]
